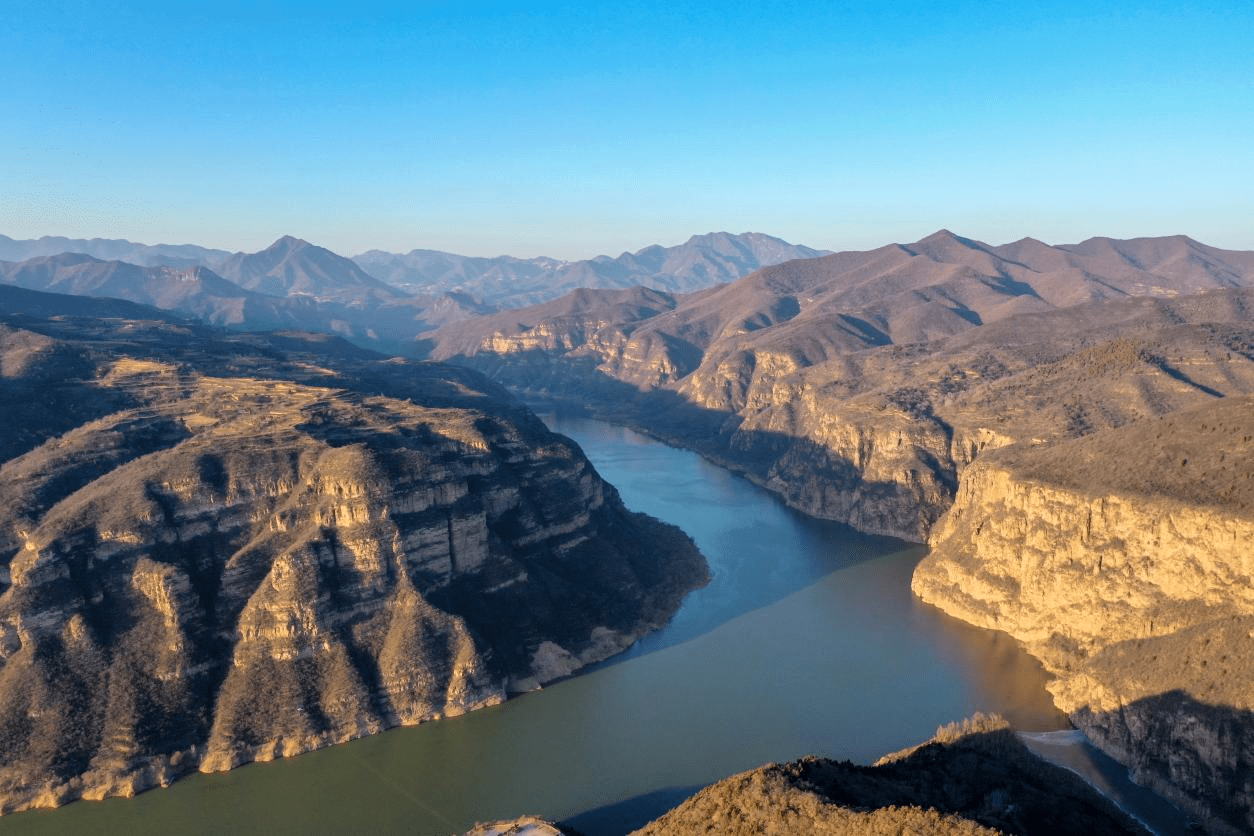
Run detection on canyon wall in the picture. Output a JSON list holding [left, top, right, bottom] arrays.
[[914, 400, 1254, 834], [429, 242, 1254, 830], [0, 314, 707, 813]]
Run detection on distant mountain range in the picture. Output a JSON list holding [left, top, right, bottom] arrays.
[[428, 229, 1254, 369], [216, 235, 402, 304], [0, 252, 370, 338], [0, 234, 232, 269], [0, 231, 828, 315], [351, 231, 832, 308]]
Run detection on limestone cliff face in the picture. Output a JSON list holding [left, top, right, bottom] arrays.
[[437, 253, 1254, 543], [717, 383, 1017, 541], [0, 317, 707, 814], [914, 400, 1254, 834]]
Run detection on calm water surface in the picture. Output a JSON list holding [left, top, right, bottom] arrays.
[[0, 411, 1068, 836]]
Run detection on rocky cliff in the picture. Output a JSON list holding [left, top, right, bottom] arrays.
[[0, 309, 707, 813], [432, 233, 1254, 541], [914, 398, 1254, 834], [430, 233, 1254, 830]]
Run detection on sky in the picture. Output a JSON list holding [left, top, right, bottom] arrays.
[[2, 0, 1252, 259]]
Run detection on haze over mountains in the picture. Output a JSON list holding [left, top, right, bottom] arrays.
[[0, 235, 232, 270], [0, 231, 826, 319], [352, 231, 831, 307]]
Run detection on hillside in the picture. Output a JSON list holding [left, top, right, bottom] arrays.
[[216, 236, 405, 304], [430, 230, 1254, 830], [632, 720, 1147, 836], [0, 308, 706, 813], [915, 398, 1254, 834]]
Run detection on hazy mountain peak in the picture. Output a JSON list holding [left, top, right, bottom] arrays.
[[683, 231, 736, 245], [914, 228, 979, 247], [271, 234, 308, 248], [216, 236, 401, 302], [352, 232, 830, 307]]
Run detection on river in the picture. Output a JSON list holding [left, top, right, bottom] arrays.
[[1, 410, 1076, 835]]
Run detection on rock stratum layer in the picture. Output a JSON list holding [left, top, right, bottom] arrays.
[[0, 304, 706, 813], [915, 398, 1254, 834], [431, 231, 1254, 541], [428, 232, 1254, 830]]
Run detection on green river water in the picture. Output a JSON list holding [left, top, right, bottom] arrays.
[[0, 410, 1079, 835]]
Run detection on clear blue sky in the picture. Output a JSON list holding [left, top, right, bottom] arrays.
[[2, 1, 1251, 258]]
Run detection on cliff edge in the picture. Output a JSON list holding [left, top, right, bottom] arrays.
[[915, 398, 1254, 834], [0, 311, 707, 813]]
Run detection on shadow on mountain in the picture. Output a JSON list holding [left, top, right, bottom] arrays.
[[560, 785, 704, 836], [622, 722, 1152, 836], [448, 352, 952, 671], [452, 348, 947, 536], [1074, 690, 1254, 835]]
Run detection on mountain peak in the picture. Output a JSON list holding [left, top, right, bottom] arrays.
[[269, 235, 309, 250]]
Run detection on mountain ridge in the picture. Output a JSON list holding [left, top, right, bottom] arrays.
[[350, 230, 832, 310], [425, 228, 1254, 829], [214, 236, 406, 304]]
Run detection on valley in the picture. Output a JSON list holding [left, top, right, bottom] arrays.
[[1, 228, 1252, 832]]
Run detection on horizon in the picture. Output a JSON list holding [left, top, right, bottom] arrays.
[[3, 226, 1251, 263], [3, 1, 1252, 259], [6, 226, 1254, 265]]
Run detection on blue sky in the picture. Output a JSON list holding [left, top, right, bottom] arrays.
[[2, 1, 1251, 258]]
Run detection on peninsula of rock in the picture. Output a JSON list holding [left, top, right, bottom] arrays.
[[0, 295, 706, 813]]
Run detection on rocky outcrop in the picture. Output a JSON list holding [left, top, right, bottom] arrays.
[[914, 399, 1254, 834], [0, 314, 707, 813], [628, 715, 1146, 836]]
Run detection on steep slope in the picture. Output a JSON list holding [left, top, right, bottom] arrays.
[[354, 231, 830, 310], [914, 399, 1254, 834], [433, 233, 1254, 539], [216, 236, 405, 304], [0, 313, 706, 813]]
